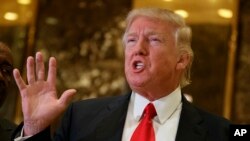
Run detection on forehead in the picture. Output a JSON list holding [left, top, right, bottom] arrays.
[[127, 16, 176, 35]]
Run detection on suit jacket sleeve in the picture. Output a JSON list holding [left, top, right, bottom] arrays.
[[11, 122, 51, 141]]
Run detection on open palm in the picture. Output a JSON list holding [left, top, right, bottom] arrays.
[[13, 52, 76, 136]]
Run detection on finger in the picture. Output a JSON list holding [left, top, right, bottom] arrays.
[[47, 57, 57, 84], [58, 89, 76, 107], [27, 56, 35, 84], [13, 69, 26, 91], [36, 52, 45, 81]]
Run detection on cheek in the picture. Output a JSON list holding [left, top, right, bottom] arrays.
[[152, 51, 177, 70], [124, 52, 131, 71], [124, 48, 133, 61]]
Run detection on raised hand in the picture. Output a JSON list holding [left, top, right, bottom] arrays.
[[13, 52, 76, 136]]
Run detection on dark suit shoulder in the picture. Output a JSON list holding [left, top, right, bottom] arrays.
[[55, 93, 131, 141], [196, 107, 230, 125], [177, 97, 230, 141], [196, 107, 230, 141], [182, 96, 230, 127], [71, 94, 130, 111]]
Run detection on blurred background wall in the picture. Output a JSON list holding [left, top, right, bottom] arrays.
[[0, 0, 249, 124]]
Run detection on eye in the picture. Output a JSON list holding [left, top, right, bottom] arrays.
[[127, 36, 136, 42], [150, 36, 161, 41], [127, 38, 136, 43], [125, 36, 137, 46], [149, 37, 162, 45]]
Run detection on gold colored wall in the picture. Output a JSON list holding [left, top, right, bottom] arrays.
[[232, 0, 250, 123]]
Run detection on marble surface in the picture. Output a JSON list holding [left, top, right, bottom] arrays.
[[34, 0, 132, 101]]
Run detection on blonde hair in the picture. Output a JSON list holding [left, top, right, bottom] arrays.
[[123, 8, 194, 87]]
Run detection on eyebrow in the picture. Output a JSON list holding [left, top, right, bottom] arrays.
[[146, 31, 166, 36], [126, 31, 165, 37]]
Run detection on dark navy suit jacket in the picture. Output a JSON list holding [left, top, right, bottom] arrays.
[[12, 93, 230, 141], [0, 118, 16, 141]]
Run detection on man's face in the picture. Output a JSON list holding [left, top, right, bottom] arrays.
[[0, 45, 13, 105], [124, 16, 182, 97]]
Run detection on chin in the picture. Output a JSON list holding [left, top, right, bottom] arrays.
[[126, 72, 149, 87], [128, 79, 147, 90]]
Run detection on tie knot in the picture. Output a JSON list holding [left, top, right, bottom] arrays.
[[143, 103, 157, 119]]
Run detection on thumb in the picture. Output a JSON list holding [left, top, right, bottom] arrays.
[[59, 89, 76, 107]]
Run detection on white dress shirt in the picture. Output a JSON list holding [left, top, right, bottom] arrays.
[[121, 87, 182, 141]]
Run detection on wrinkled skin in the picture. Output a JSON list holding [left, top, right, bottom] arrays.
[[124, 17, 190, 101], [13, 52, 76, 135]]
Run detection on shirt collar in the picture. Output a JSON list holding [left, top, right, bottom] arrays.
[[132, 86, 182, 124]]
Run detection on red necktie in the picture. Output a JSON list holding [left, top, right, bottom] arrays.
[[130, 103, 157, 141]]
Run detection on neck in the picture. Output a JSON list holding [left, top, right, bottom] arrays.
[[133, 85, 180, 101]]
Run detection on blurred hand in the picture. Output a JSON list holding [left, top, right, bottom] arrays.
[[13, 52, 76, 136]]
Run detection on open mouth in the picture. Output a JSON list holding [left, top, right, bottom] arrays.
[[133, 61, 144, 70]]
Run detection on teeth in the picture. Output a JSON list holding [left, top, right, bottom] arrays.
[[135, 62, 144, 69]]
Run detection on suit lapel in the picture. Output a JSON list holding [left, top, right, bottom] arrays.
[[89, 93, 208, 141], [175, 96, 208, 141], [94, 93, 131, 141]]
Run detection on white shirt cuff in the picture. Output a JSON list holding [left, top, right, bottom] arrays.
[[14, 127, 32, 141]]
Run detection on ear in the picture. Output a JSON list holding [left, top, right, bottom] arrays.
[[176, 53, 190, 70]]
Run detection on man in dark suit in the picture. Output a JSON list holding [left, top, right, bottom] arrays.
[[12, 8, 230, 141], [0, 42, 16, 140]]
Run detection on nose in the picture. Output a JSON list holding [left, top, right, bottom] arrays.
[[134, 38, 148, 56]]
